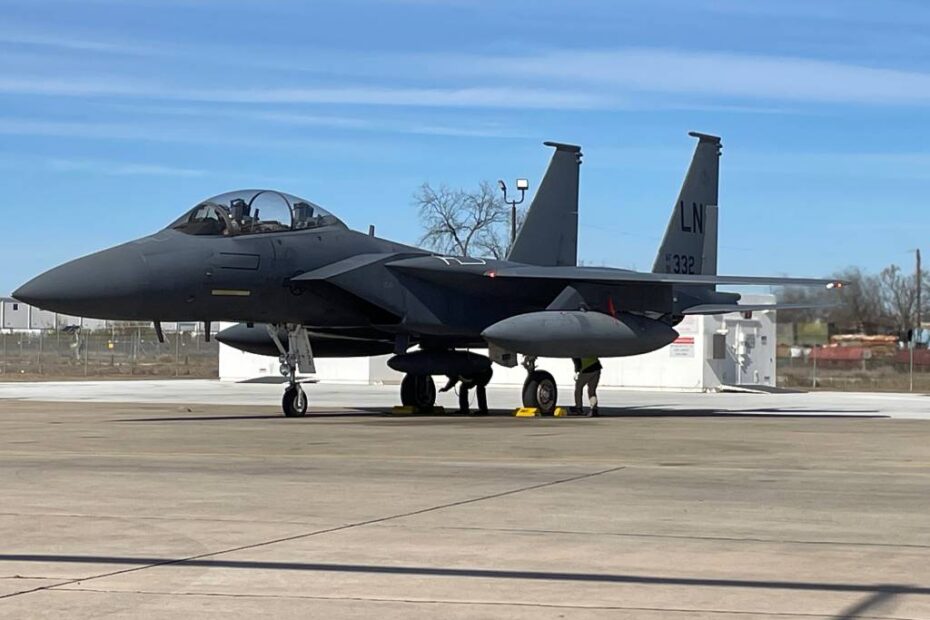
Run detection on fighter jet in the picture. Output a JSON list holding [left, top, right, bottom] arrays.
[[14, 132, 841, 416]]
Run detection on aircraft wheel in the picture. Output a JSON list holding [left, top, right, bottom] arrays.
[[282, 386, 309, 417], [522, 371, 558, 415], [400, 374, 436, 408]]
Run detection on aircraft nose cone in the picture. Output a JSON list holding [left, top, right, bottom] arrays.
[[13, 244, 150, 319]]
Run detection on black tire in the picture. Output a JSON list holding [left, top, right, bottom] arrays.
[[282, 386, 308, 417], [400, 374, 436, 408], [521, 376, 538, 408], [522, 371, 558, 415]]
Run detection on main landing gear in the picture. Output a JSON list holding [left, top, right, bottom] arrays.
[[268, 323, 315, 417], [521, 356, 558, 415], [400, 374, 436, 409], [394, 354, 557, 415]]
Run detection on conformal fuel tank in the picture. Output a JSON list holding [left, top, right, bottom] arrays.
[[481, 311, 678, 358], [215, 323, 394, 358]]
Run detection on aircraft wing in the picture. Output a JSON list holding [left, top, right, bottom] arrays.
[[682, 303, 837, 315], [488, 265, 844, 288]]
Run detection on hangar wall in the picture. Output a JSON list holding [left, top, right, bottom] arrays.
[[1, 297, 108, 331], [219, 295, 776, 391]]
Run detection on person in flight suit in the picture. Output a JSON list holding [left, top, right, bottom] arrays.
[[572, 356, 602, 416]]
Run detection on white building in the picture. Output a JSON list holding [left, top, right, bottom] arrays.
[[0, 298, 202, 334], [1, 298, 108, 332], [219, 294, 776, 391]]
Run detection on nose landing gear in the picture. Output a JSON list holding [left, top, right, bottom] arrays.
[[268, 323, 315, 417], [282, 385, 308, 417]]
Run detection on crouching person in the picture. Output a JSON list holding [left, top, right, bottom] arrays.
[[440, 367, 493, 415]]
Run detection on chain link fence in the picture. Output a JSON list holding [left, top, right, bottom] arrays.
[[0, 326, 218, 380], [778, 350, 930, 391], [3, 323, 928, 392]]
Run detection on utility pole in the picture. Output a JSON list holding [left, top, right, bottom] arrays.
[[916, 248, 922, 334], [903, 249, 922, 392]]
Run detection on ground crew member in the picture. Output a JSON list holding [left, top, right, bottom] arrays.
[[572, 356, 602, 416], [440, 367, 492, 415]]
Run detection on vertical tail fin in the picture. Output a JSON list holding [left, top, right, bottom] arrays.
[[652, 132, 721, 276], [507, 141, 581, 266]]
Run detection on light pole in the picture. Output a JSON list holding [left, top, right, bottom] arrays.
[[498, 178, 529, 244]]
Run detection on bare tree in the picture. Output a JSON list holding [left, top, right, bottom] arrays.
[[474, 202, 527, 260], [415, 181, 519, 259], [774, 285, 829, 325], [778, 262, 930, 337], [830, 267, 887, 332], [777, 267, 888, 332], [881, 264, 921, 334]]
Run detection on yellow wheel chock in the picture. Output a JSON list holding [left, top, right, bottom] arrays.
[[514, 407, 567, 417]]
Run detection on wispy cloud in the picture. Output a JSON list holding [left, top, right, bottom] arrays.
[[256, 110, 526, 137], [7, 44, 930, 109], [47, 158, 206, 177], [686, 0, 930, 26], [0, 76, 156, 97], [0, 116, 457, 168], [0, 75, 608, 110], [0, 117, 374, 153], [732, 150, 930, 181], [6, 15, 930, 110], [0, 117, 222, 144], [585, 144, 930, 181], [447, 48, 930, 106], [116, 104, 529, 138], [0, 30, 165, 56], [181, 85, 603, 109]]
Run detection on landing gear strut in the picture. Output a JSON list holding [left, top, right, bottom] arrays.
[[521, 356, 558, 415], [268, 324, 315, 417], [400, 374, 436, 409]]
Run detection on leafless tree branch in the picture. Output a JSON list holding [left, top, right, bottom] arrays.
[[415, 180, 519, 258]]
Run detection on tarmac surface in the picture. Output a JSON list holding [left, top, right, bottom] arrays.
[[0, 380, 928, 619]]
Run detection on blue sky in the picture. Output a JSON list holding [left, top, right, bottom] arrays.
[[3, 0, 930, 294]]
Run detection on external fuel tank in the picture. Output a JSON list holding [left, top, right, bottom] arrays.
[[481, 311, 678, 358]]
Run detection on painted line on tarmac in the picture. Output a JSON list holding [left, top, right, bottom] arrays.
[[0, 465, 625, 600]]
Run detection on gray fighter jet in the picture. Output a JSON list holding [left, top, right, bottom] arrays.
[[14, 133, 840, 416]]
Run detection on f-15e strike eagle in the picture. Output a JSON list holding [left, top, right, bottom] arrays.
[[14, 132, 840, 416]]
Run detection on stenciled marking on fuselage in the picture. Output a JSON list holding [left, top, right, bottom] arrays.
[[431, 256, 488, 266], [211, 289, 252, 297], [665, 253, 697, 274], [679, 201, 706, 234]]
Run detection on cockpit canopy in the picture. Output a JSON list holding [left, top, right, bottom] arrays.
[[169, 190, 346, 237]]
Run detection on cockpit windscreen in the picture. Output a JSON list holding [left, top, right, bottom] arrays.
[[169, 190, 345, 236]]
